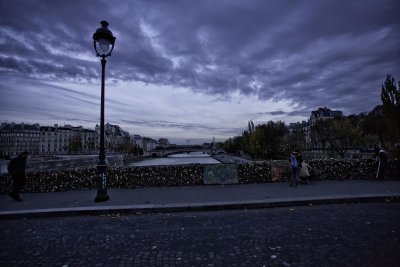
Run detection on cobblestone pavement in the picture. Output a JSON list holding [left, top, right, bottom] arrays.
[[1, 203, 399, 266]]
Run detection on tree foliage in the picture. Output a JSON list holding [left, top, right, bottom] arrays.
[[380, 74, 400, 145], [223, 136, 243, 154], [284, 128, 306, 151], [222, 74, 399, 159], [327, 117, 362, 158], [360, 105, 387, 148], [311, 119, 331, 151], [224, 120, 288, 159], [69, 134, 82, 153], [311, 117, 364, 158], [117, 140, 133, 154]]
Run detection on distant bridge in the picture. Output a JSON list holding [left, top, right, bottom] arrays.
[[150, 146, 214, 157]]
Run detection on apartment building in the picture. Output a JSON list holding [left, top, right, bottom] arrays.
[[95, 123, 132, 152], [309, 107, 343, 127], [0, 123, 40, 157], [40, 124, 98, 154], [133, 135, 144, 149]]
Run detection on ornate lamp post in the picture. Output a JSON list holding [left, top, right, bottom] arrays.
[[92, 20, 116, 202]]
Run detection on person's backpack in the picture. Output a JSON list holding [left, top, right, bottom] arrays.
[[290, 154, 298, 167], [296, 153, 303, 168], [379, 151, 388, 164]]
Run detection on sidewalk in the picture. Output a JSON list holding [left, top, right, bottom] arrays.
[[1, 180, 400, 219]]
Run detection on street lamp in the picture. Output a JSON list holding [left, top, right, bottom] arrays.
[[92, 20, 116, 202]]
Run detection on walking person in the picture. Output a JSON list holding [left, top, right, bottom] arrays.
[[376, 148, 388, 180], [393, 143, 400, 179], [289, 149, 302, 187], [7, 151, 29, 202], [373, 147, 380, 179]]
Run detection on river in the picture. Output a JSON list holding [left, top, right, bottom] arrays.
[[129, 152, 221, 167]]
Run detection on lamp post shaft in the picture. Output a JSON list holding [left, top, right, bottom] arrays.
[[99, 58, 106, 164], [95, 57, 109, 202]]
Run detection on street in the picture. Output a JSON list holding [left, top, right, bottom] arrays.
[[1, 203, 399, 266]]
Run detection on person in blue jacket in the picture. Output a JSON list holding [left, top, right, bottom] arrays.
[[289, 149, 302, 187]]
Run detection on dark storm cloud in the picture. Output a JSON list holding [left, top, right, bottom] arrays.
[[1, 0, 399, 115], [257, 110, 309, 117]]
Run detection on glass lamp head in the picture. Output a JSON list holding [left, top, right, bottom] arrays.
[[93, 20, 116, 57]]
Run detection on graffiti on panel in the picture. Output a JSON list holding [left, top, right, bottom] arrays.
[[204, 164, 238, 184]]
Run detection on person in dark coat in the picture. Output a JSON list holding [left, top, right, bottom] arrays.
[[376, 148, 388, 180], [373, 147, 380, 178], [8, 151, 29, 201], [395, 144, 400, 179]]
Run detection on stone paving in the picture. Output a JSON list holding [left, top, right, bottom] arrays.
[[1, 180, 400, 216], [1, 203, 399, 266]]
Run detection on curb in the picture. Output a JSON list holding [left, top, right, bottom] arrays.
[[0, 194, 399, 220]]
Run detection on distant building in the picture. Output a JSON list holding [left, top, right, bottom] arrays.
[[133, 135, 143, 149], [202, 143, 212, 148], [0, 122, 99, 157], [288, 121, 308, 133], [0, 122, 40, 157], [309, 107, 343, 126], [285, 108, 343, 150], [1, 121, 175, 157], [95, 123, 131, 152], [158, 138, 170, 148], [142, 137, 157, 152], [40, 124, 98, 154]]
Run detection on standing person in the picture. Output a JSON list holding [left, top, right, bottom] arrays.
[[395, 144, 400, 179], [373, 147, 380, 179], [7, 151, 29, 202], [376, 148, 388, 180], [299, 161, 313, 184], [289, 149, 302, 187]]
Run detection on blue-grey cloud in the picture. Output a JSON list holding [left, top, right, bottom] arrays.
[[0, 0, 399, 141], [120, 119, 222, 131], [257, 110, 309, 117]]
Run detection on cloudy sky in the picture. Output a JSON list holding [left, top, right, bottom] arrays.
[[0, 0, 399, 144]]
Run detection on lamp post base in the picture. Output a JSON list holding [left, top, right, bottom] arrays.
[[95, 163, 109, 202], [95, 189, 109, 202]]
